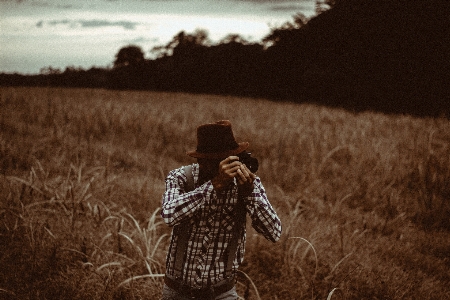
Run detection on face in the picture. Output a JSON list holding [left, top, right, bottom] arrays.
[[197, 157, 222, 180]]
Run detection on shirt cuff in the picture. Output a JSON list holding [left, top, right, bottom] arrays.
[[200, 180, 216, 205]]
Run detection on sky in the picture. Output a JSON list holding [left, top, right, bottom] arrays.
[[0, 0, 317, 74]]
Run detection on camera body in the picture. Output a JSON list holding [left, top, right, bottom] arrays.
[[237, 152, 259, 173]]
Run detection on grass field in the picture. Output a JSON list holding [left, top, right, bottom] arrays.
[[1, 87, 449, 299]]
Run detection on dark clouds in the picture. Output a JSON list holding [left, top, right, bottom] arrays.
[[4, 0, 75, 9], [80, 20, 138, 30], [126, 36, 159, 44], [271, 4, 313, 12], [233, 0, 314, 15], [237, 0, 311, 3], [36, 19, 139, 30]]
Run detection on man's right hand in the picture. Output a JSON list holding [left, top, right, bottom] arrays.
[[211, 156, 242, 192]]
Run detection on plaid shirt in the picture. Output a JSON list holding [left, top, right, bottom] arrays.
[[161, 163, 282, 288]]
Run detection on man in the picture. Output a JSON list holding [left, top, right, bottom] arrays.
[[161, 120, 282, 300]]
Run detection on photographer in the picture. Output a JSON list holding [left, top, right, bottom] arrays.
[[161, 120, 282, 300]]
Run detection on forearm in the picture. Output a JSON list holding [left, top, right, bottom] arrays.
[[245, 179, 282, 242], [161, 171, 215, 226]]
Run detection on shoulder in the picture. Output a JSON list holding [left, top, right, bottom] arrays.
[[166, 163, 199, 181], [165, 164, 199, 192], [253, 175, 265, 189]]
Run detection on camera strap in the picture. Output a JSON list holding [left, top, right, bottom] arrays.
[[172, 165, 246, 280]]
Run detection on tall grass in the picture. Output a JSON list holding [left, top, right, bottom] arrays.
[[1, 87, 449, 299]]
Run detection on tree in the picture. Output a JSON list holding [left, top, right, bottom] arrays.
[[220, 34, 248, 45], [40, 66, 62, 75], [153, 29, 211, 58], [263, 13, 308, 47], [113, 45, 145, 68]]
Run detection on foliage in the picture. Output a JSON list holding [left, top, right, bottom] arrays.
[[114, 45, 145, 69], [1, 0, 449, 117], [1, 87, 449, 299]]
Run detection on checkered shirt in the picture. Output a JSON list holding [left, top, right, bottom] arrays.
[[161, 163, 282, 288]]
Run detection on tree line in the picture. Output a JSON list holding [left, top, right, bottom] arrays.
[[1, 0, 449, 117]]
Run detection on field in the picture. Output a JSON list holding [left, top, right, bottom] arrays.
[[0, 87, 449, 299]]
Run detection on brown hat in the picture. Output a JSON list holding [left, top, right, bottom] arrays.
[[187, 120, 249, 159]]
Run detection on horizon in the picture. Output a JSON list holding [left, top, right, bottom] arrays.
[[0, 0, 317, 75]]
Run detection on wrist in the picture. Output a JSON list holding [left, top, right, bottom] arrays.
[[238, 182, 254, 197], [211, 177, 225, 192]]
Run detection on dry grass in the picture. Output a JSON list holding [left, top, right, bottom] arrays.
[[1, 87, 449, 299]]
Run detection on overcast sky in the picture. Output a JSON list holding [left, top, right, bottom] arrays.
[[0, 0, 316, 74]]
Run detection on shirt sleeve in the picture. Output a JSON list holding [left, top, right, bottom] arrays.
[[244, 177, 282, 242], [161, 166, 216, 226]]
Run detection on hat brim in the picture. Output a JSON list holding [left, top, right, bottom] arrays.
[[186, 142, 249, 159]]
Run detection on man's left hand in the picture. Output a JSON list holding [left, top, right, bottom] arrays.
[[237, 164, 256, 198]]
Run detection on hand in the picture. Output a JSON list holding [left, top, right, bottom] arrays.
[[236, 164, 256, 197], [211, 156, 242, 192]]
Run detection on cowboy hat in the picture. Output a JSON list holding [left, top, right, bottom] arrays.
[[186, 120, 249, 159]]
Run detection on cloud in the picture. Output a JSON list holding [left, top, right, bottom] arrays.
[[37, 19, 139, 30], [80, 20, 138, 30], [227, 0, 315, 16], [48, 20, 71, 26], [270, 4, 312, 12], [56, 4, 75, 9], [236, 0, 310, 3], [125, 36, 159, 44]]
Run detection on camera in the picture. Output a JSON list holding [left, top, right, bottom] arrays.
[[237, 152, 259, 173]]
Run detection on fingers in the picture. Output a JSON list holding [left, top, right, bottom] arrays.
[[237, 171, 247, 186], [217, 156, 241, 181], [237, 164, 254, 184], [241, 164, 255, 178], [225, 156, 239, 164], [212, 156, 256, 191], [219, 156, 255, 182], [221, 156, 240, 169], [220, 164, 241, 178], [237, 165, 255, 198]]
